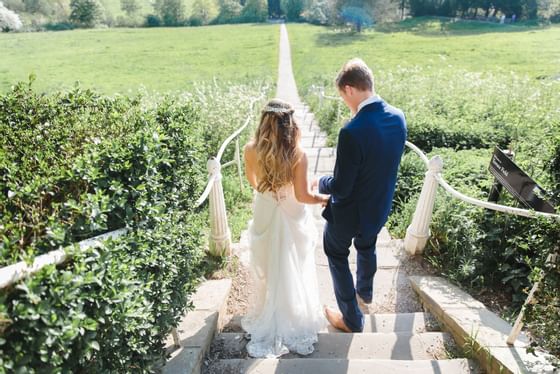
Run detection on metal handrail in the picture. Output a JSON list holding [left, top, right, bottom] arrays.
[[195, 95, 264, 207]]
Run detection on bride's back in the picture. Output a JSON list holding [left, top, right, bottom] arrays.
[[245, 99, 301, 194], [245, 98, 326, 207]]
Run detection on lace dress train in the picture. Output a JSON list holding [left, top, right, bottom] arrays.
[[241, 185, 325, 358]]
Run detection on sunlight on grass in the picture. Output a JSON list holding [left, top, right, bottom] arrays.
[[0, 24, 279, 93]]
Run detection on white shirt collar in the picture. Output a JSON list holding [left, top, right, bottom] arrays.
[[357, 95, 381, 114]]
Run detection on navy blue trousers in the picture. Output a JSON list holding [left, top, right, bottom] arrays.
[[323, 222, 377, 332]]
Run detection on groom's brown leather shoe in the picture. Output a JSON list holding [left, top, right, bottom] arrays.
[[324, 306, 352, 333]]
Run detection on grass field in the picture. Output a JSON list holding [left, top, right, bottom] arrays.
[[0, 24, 279, 93], [288, 18, 560, 88]]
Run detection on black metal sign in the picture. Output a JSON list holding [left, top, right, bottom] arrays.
[[488, 147, 556, 213]]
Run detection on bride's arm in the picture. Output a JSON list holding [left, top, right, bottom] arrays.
[[243, 144, 259, 190], [293, 151, 329, 205]]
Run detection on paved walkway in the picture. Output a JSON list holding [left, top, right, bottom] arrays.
[[274, 24, 422, 315]]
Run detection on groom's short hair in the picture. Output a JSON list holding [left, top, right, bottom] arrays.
[[335, 58, 374, 92]]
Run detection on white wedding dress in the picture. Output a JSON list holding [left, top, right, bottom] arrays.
[[241, 184, 325, 358]]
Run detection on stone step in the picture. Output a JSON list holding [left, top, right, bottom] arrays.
[[315, 267, 423, 314], [213, 332, 454, 360], [410, 276, 557, 374], [208, 358, 480, 374], [301, 133, 328, 148], [224, 312, 439, 334]]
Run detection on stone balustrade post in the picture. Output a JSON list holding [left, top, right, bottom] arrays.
[[404, 156, 443, 255], [207, 158, 231, 257]]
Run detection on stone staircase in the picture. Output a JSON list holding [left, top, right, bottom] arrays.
[[205, 314, 477, 373], [201, 99, 480, 373], [201, 24, 479, 374], [166, 24, 556, 374]]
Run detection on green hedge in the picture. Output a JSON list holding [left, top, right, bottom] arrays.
[[304, 68, 559, 152], [304, 66, 560, 361], [0, 81, 268, 371]]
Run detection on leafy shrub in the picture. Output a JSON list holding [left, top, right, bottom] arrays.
[[0, 80, 269, 370], [0, 1, 23, 31], [69, 0, 104, 28], [239, 0, 267, 22], [305, 68, 560, 153], [387, 146, 560, 358], [153, 0, 185, 26], [44, 21, 74, 30], [144, 13, 161, 26], [214, 0, 242, 24]]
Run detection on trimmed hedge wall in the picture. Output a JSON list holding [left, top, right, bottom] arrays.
[[0, 81, 267, 371]]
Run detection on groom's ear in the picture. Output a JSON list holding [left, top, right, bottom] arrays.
[[338, 85, 351, 97]]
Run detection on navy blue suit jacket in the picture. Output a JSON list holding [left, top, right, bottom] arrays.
[[319, 98, 407, 236]]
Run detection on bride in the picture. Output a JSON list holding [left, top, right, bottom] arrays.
[[241, 98, 327, 358]]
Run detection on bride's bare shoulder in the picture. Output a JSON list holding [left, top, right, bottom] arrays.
[[293, 147, 308, 169], [244, 141, 257, 157]]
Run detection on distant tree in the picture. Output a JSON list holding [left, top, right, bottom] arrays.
[[0, 1, 23, 31], [304, 0, 330, 23], [340, 5, 372, 31], [408, 0, 456, 16], [523, 0, 538, 17], [70, 0, 103, 27], [154, 0, 185, 25], [241, 0, 267, 21], [121, 0, 140, 17], [23, 0, 46, 13], [538, 0, 560, 21], [268, 0, 282, 17], [372, 0, 401, 23], [216, 0, 242, 22], [190, 0, 217, 24], [282, 0, 304, 19]]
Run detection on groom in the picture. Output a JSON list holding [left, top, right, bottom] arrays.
[[315, 58, 407, 333]]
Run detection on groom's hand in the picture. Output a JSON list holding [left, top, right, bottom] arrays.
[[320, 194, 329, 208]]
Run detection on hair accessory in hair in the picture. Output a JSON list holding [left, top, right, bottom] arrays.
[[263, 105, 293, 114]]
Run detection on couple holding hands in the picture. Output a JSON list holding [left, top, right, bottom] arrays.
[[241, 58, 407, 358]]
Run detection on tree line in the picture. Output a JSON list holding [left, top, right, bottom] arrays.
[[1, 0, 559, 32]]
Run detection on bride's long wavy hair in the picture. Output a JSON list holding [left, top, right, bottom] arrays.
[[253, 98, 301, 193]]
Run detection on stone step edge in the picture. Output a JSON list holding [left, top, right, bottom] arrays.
[[409, 276, 556, 374], [216, 331, 454, 361], [211, 358, 480, 373], [224, 312, 438, 333], [162, 278, 232, 374]]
